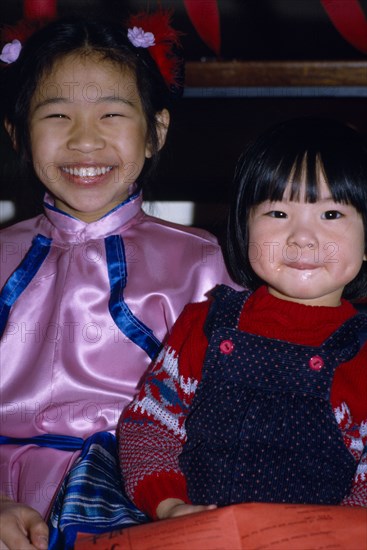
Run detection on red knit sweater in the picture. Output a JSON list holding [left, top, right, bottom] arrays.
[[119, 286, 367, 518]]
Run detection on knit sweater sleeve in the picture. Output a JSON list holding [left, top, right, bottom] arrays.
[[337, 402, 367, 507], [331, 344, 367, 507], [118, 300, 210, 519], [332, 342, 367, 507]]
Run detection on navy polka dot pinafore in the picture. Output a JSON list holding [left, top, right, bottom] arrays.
[[179, 286, 367, 506]]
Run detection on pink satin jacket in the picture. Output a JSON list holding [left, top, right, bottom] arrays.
[[0, 192, 235, 517]]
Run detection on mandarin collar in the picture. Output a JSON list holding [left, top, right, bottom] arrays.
[[40, 192, 144, 243]]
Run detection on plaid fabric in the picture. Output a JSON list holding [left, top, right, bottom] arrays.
[[48, 431, 149, 550]]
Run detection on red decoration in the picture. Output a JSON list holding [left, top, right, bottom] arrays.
[[23, 0, 57, 21], [2, 0, 57, 44], [127, 11, 182, 89], [1, 19, 45, 43], [183, 0, 221, 56], [321, 0, 367, 55]]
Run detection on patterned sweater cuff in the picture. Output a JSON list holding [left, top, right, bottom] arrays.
[[134, 471, 190, 519]]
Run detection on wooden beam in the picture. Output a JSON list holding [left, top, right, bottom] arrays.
[[185, 60, 367, 87]]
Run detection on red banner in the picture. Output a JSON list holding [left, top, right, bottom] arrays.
[[321, 0, 367, 54], [23, 0, 57, 21], [183, 0, 221, 56]]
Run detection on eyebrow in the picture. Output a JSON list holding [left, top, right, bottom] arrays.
[[32, 95, 136, 111]]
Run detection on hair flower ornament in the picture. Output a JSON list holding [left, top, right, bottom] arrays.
[[128, 26, 155, 48], [126, 11, 183, 94], [0, 39, 22, 63]]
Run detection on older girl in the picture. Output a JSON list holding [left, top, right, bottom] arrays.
[[0, 14, 235, 549]]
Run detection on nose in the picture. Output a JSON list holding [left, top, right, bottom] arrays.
[[287, 220, 318, 250], [67, 121, 105, 153]]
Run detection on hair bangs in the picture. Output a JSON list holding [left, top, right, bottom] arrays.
[[251, 150, 320, 205]]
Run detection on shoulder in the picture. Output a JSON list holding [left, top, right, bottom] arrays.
[[0, 215, 44, 242], [168, 286, 247, 347], [166, 300, 211, 345], [178, 299, 212, 329], [353, 301, 367, 315], [332, 319, 367, 424], [137, 212, 220, 246], [177, 285, 247, 326], [130, 214, 238, 293], [165, 299, 211, 348], [0, 215, 44, 284]]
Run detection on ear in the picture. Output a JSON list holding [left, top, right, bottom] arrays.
[[4, 119, 17, 151], [145, 109, 170, 159]]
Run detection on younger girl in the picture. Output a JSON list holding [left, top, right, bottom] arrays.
[[0, 13, 235, 550], [120, 117, 367, 520]]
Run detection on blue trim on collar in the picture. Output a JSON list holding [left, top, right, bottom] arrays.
[[44, 191, 140, 220], [105, 235, 161, 360], [0, 234, 51, 338]]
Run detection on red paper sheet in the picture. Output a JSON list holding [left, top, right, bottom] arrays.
[[75, 502, 367, 550]]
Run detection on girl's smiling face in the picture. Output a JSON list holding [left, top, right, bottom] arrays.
[[248, 175, 366, 307], [28, 53, 168, 222]]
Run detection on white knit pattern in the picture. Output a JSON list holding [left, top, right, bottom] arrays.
[[132, 395, 186, 439]]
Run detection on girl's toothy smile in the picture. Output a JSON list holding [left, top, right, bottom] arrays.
[[61, 166, 113, 177]]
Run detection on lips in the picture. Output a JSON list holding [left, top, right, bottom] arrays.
[[59, 164, 116, 186], [286, 262, 319, 270], [61, 165, 113, 177]]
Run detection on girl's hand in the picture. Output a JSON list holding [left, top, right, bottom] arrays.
[[156, 498, 217, 520], [0, 495, 48, 550]]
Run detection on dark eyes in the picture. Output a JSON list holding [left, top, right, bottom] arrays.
[[265, 210, 343, 220], [321, 210, 343, 219], [46, 114, 68, 119], [102, 113, 125, 118], [45, 113, 124, 119], [266, 211, 287, 218]]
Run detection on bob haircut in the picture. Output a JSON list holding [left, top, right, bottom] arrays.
[[1, 15, 174, 190], [227, 117, 367, 300]]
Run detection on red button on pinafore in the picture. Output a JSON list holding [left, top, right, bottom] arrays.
[[309, 355, 324, 371], [219, 339, 234, 354]]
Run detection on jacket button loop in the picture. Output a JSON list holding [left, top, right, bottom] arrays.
[[219, 339, 234, 354]]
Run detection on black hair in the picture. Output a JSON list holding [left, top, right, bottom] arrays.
[[1, 15, 175, 192], [227, 117, 367, 300]]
